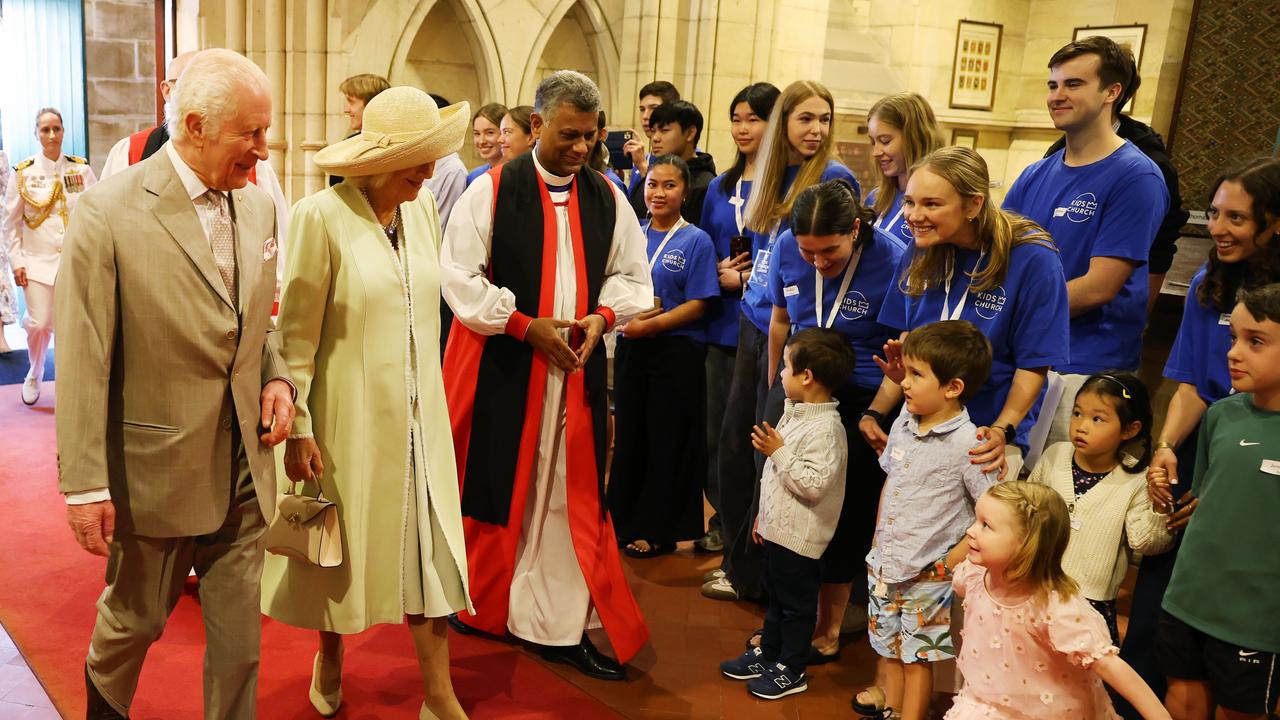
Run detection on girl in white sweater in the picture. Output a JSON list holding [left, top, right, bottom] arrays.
[[1028, 372, 1174, 643]]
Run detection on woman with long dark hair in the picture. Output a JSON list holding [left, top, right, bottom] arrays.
[[694, 82, 780, 554]]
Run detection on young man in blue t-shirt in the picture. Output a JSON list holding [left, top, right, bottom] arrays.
[[1002, 35, 1169, 446]]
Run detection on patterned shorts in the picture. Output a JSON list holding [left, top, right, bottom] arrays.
[[867, 559, 956, 663]]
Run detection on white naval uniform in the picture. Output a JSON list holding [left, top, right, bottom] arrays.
[[439, 152, 652, 645], [2, 153, 97, 380]]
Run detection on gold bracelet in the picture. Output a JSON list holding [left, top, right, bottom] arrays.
[[1154, 441, 1175, 451]]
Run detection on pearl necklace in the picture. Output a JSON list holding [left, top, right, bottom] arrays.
[[359, 189, 400, 242]]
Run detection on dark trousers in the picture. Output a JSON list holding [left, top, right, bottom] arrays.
[[607, 335, 708, 545], [704, 343, 736, 534], [761, 540, 823, 674], [718, 313, 770, 599], [1114, 423, 1200, 720]]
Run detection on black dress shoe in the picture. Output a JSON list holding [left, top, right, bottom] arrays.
[[447, 613, 478, 635], [86, 665, 126, 719], [538, 636, 626, 681]]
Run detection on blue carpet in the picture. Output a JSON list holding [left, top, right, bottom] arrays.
[[0, 350, 53, 386]]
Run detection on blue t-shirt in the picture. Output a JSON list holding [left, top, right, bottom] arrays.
[[865, 187, 914, 246], [465, 163, 491, 186], [741, 160, 863, 334], [877, 241, 1070, 446], [1002, 142, 1168, 373], [633, 222, 720, 342], [698, 173, 753, 347], [767, 226, 908, 388], [603, 167, 626, 193], [1163, 267, 1234, 404]]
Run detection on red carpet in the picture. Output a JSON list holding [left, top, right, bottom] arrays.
[[0, 383, 623, 719]]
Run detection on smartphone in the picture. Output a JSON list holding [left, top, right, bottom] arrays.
[[604, 129, 634, 170], [729, 234, 752, 260]]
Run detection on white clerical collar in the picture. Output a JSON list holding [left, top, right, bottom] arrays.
[[164, 140, 215, 202], [531, 148, 574, 187]]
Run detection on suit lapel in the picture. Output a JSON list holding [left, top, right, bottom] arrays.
[[144, 152, 235, 312], [233, 189, 259, 316]]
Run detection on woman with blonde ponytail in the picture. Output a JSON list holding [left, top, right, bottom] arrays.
[[862, 147, 1069, 480]]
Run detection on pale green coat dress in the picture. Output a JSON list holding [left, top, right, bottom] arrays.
[[261, 182, 472, 633]]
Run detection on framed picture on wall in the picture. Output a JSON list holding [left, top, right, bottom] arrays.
[[949, 20, 1002, 111], [1073, 24, 1147, 114]]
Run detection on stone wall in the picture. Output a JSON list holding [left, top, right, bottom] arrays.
[[84, 0, 157, 175]]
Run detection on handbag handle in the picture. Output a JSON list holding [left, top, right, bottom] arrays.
[[283, 476, 327, 501]]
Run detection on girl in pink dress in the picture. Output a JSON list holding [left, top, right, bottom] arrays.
[[946, 481, 1171, 720]]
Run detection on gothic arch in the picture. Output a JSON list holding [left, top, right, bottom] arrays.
[[518, 0, 619, 107]]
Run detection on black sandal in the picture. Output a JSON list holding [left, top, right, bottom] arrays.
[[852, 686, 896, 718], [622, 540, 675, 558]]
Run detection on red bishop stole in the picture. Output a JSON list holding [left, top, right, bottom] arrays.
[[442, 165, 649, 663]]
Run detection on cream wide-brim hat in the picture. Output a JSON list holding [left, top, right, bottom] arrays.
[[313, 86, 470, 176]]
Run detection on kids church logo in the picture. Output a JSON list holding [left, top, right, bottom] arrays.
[[661, 248, 687, 273], [839, 290, 871, 320], [974, 285, 1006, 320], [1054, 192, 1098, 224]]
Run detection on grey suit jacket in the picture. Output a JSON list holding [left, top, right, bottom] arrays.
[[54, 146, 287, 537]]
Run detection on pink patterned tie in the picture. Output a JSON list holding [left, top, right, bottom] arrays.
[[203, 190, 237, 307]]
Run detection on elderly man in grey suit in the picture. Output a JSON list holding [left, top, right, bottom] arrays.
[[54, 48, 295, 720]]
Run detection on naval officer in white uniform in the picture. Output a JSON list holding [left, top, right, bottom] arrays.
[[2, 108, 96, 405]]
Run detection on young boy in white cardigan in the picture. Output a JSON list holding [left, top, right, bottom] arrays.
[[719, 328, 854, 700], [1028, 371, 1173, 643]]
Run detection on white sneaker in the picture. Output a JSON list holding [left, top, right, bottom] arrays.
[[21, 377, 39, 406], [701, 576, 739, 600]]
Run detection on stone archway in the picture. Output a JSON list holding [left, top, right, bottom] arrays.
[[519, 0, 619, 110]]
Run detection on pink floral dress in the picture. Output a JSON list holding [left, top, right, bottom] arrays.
[[945, 561, 1121, 719]]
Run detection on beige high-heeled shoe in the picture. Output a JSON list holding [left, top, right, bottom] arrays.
[[309, 652, 342, 717], [419, 703, 442, 720]]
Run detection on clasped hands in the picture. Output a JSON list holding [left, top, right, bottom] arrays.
[[525, 314, 608, 373], [67, 379, 295, 558]]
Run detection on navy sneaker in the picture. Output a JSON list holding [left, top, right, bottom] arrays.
[[747, 662, 807, 699], [720, 647, 768, 680]]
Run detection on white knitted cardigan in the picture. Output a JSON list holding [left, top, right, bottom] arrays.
[[1028, 442, 1174, 601], [757, 399, 848, 560]]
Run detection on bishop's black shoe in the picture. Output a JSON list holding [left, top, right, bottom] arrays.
[[538, 635, 626, 681], [447, 613, 479, 635], [86, 665, 127, 719]]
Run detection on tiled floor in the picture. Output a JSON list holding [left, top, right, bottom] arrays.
[[0, 623, 58, 719]]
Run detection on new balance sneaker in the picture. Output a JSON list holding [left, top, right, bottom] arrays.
[[719, 646, 767, 680], [747, 662, 807, 699]]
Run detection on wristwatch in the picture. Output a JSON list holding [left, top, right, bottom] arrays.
[[861, 409, 887, 425], [997, 423, 1016, 443]]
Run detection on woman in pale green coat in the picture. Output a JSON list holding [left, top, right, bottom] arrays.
[[261, 87, 472, 720]]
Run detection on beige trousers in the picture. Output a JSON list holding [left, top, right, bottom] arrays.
[[86, 439, 266, 719]]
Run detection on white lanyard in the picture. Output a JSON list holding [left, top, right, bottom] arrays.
[[878, 203, 905, 234], [645, 217, 689, 272], [730, 178, 747, 235], [815, 246, 862, 328], [940, 249, 987, 321]]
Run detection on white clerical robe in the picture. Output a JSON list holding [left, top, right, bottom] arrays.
[[440, 152, 652, 644]]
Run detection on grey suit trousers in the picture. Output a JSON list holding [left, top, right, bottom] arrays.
[[86, 433, 266, 719]]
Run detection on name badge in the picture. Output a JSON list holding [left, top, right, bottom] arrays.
[[1219, 313, 1231, 326], [1070, 516, 1082, 531], [783, 285, 799, 297], [1262, 459, 1280, 476], [890, 446, 904, 461], [750, 249, 771, 286]]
